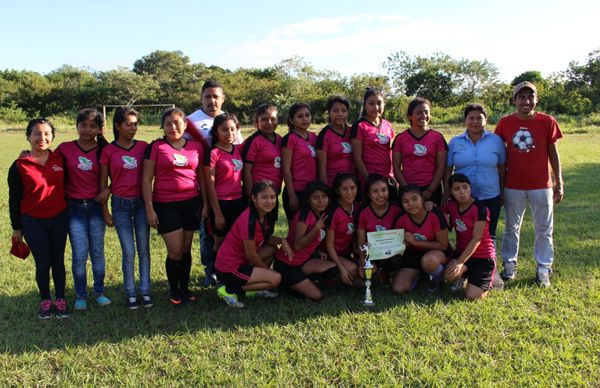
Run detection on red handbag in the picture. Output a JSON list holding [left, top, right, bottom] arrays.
[[10, 237, 30, 260]]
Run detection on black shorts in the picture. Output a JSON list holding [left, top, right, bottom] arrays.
[[153, 196, 201, 235], [384, 249, 425, 271], [273, 259, 309, 287], [215, 264, 254, 294], [452, 252, 496, 291], [207, 198, 247, 237]]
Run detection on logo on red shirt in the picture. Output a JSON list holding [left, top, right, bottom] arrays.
[[232, 159, 243, 171], [122, 156, 138, 169], [413, 144, 427, 157], [376, 133, 390, 145], [274, 157, 281, 168], [172, 153, 188, 167], [512, 128, 535, 152], [455, 219, 467, 232], [77, 156, 93, 171]]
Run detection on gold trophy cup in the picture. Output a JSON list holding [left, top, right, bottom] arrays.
[[361, 244, 375, 306]]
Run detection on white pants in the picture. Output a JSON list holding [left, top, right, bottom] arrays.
[[501, 188, 554, 269]]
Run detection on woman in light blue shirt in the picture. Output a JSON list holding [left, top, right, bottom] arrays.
[[444, 104, 505, 241]]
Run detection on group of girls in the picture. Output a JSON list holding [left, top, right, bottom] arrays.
[[9, 87, 500, 319]]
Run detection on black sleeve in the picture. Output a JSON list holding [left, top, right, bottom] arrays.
[[475, 201, 488, 222], [281, 133, 291, 148], [240, 132, 256, 162], [316, 126, 328, 150], [204, 148, 213, 167], [350, 121, 360, 139], [144, 140, 157, 160], [8, 161, 23, 230], [432, 207, 449, 230]]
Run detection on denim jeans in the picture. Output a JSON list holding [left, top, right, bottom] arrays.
[[22, 211, 69, 300], [112, 195, 151, 297], [501, 188, 554, 269], [68, 199, 106, 299]]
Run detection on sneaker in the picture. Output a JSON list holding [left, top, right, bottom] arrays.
[[141, 295, 153, 308], [96, 294, 112, 306], [501, 262, 517, 281], [492, 275, 505, 291], [126, 296, 139, 310], [217, 285, 245, 308], [74, 298, 88, 311], [54, 298, 70, 319], [168, 291, 183, 305], [450, 278, 467, 292], [427, 273, 443, 293], [535, 267, 552, 288], [181, 289, 197, 303], [38, 299, 53, 319], [246, 290, 279, 299], [202, 274, 217, 288]]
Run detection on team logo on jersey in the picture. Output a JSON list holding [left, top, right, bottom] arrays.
[[375, 224, 386, 231], [319, 229, 326, 242], [512, 128, 534, 152], [341, 142, 352, 154], [52, 165, 63, 172], [172, 153, 188, 167], [346, 222, 355, 235], [232, 159, 243, 172], [455, 219, 467, 232], [274, 156, 281, 168], [413, 144, 428, 157], [308, 145, 316, 157], [413, 233, 427, 241], [121, 156, 138, 170], [376, 133, 390, 145], [77, 156, 93, 171]]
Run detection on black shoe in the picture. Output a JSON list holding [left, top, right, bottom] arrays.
[[141, 295, 153, 308], [126, 296, 139, 310], [168, 290, 183, 305]]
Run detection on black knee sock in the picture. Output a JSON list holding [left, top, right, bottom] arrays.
[[165, 257, 179, 292], [179, 252, 192, 292]]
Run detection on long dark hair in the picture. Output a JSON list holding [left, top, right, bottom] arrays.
[[210, 113, 240, 147], [112, 107, 140, 141], [286, 102, 311, 132], [76, 108, 108, 159]]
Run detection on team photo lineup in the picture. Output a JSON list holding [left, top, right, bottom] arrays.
[[8, 78, 564, 319]]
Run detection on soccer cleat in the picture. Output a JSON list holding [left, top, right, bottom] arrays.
[[168, 291, 183, 305], [427, 271, 444, 293], [535, 267, 552, 288], [73, 298, 88, 311], [54, 298, 70, 319], [141, 295, 153, 308], [38, 299, 53, 319], [126, 296, 139, 310], [501, 262, 518, 281], [217, 286, 245, 308], [96, 294, 112, 306], [180, 289, 197, 303], [202, 274, 218, 288], [246, 290, 279, 299], [450, 278, 467, 292]]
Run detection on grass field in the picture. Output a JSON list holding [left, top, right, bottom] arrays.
[[0, 121, 599, 386]]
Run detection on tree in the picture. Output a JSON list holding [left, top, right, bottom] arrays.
[[565, 48, 600, 109], [96, 68, 159, 106]]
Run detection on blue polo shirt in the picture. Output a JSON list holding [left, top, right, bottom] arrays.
[[447, 130, 506, 200]]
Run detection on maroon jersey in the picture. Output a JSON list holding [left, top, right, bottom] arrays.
[[395, 208, 448, 251], [205, 145, 244, 200], [392, 129, 447, 186], [281, 131, 318, 192], [357, 203, 403, 233], [442, 200, 495, 259], [326, 201, 358, 256], [316, 125, 354, 186], [56, 140, 100, 199], [351, 118, 394, 178], [241, 131, 283, 192], [276, 206, 326, 266]]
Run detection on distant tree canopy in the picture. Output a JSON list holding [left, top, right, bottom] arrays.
[[1, 48, 599, 124]]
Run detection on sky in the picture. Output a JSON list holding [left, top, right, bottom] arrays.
[[1, 0, 599, 82]]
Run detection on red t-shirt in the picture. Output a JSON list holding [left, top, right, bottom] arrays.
[[392, 129, 447, 186], [395, 208, 448, 251], [215, 206, 270, 273], [56, 141, 100, 199], [326, 201, 358, 256], [357, 203, 403, 233], [351, 118, 394, 178], [494, 112, 562, 190], [276, 206, 326, 266], [281, 131, 318, 192], [205, 145, 244, 200], [99, 140, 147, 198], [241, 131, 283, 192], [145, 138, 203, 202], [316, 125, 354, 186], [442, 200, 495, 259]]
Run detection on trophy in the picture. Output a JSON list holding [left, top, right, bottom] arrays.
[[360, 244, 375, 306]]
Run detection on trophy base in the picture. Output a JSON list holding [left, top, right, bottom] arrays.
[[363, 300, 375, 307]]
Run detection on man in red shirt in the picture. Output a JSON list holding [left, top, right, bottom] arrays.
[[494, 82, 564, 287]]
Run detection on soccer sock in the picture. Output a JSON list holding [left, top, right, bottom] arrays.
[[179, 252, 192, 292], [165, 257, 179, 292]]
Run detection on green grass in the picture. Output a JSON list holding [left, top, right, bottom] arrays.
[[0, 123, 599, 386]]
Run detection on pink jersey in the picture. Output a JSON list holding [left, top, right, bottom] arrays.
[[392, 129, 447, 186], [56, 141, 100, 199], [395, 208, 448, 251], [145, 138, 203, 202], [316, 125, 354, 186], [205, 145, 243, 200], [351, 118, 394, 178], [215, 206, 271, 273], [442, 200, 495, 259], [357, 203, 403, 233], [281, 131, 318, 192], [241, 131, 283, 192], [276, 206, 326, 266], [326, 202, 358, 256], [99, 140, 147, 198]]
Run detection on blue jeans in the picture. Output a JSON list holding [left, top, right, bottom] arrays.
[[112, 195, 151, 297], [22, 211, 69, 300], [68, 199, 106, 299]]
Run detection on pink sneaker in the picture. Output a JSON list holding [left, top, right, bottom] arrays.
[[54, 298, 70, 319], [38, 299, 53, 319]]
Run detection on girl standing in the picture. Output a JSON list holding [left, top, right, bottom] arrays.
[[393, 97, 447, 205], [281, 103, 318, 222], [8, 118, 70, 319], [215, 181, 292, 308], [143, 108, 206, 305], [316, 96, 354, 186], [56, 108, 111, 311], [99, 107, 151, 309]]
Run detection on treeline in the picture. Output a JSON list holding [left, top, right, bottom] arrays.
[[1, 49, 599, 125]]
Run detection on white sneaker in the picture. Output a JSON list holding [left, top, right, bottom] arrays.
[[535, 267, 552, 288], [501, 261, 518, 281], [450, 278, 467, 292]]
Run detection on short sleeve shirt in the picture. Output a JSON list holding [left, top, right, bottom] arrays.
[[392, 129, 447, 186], [442, 200, 495, 259], [395, 208, 448, 251], [100, 140, 147, 198], [241, 131, 283, 192], [204, 145, 243, 200], [276, 206, 326, 266], [326, 202, 358, 256], [351, 118, 394, 178], [56, 141, 100, 199], [281, 131, 318, 192], [357, 203, 403, 233], [316, 125, 354, 186]]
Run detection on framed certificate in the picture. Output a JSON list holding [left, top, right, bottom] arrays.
[[366, 229, 405, 260]]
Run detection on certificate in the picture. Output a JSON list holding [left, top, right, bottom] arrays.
[[366, 229, 405, 260]]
